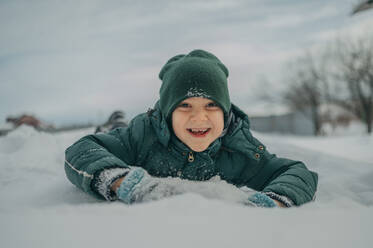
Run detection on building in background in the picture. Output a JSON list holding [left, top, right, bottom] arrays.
[[248, 104, 361, 136], [249, 109, 314, 136]]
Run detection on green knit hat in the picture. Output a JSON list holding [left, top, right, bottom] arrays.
[[159, 49, 231, 119]]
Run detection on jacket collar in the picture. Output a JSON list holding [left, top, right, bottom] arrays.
[[222, 104, 259, 154], [148, 101, 171, 147]]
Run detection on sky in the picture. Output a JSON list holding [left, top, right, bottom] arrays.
[[1, 0, 373, 126]]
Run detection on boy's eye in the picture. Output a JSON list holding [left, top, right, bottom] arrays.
[[178, 103, 190, 108], [206, 102, 218, 108]]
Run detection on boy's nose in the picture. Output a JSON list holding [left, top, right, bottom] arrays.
[[191, 109, 208, 122]]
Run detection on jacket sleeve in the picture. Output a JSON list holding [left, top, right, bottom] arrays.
[[244, 134, 318, 206], [248, 150, 318, 206], [64, 115, 146, 199]]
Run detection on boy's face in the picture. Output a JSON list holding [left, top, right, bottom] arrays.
[[172, 97, 224, 152]]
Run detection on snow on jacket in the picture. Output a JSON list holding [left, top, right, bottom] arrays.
[[64, 102, 318, 206]]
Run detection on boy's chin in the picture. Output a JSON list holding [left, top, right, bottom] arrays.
[[188, 144, 210, 152]]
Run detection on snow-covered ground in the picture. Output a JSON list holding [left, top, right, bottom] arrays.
[[0, 126, 372, 248]]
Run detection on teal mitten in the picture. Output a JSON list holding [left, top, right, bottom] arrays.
[[116, 167, 158, 204], [116, 167, 184, 204], [247, 192, 277, 208]]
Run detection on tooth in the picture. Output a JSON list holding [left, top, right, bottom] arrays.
[[191, 128, 207, 132]]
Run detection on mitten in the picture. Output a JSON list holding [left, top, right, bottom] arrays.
[[116, 167, 157, 204], [116, 167, 183, 204], [247, 192, 277, 208]]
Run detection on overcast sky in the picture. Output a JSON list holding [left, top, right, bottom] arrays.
[[1, 0, 372, 126]]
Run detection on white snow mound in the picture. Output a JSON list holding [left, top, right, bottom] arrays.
[[0, 126, 372, 248]]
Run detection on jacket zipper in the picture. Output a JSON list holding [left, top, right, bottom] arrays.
[[188, 151, 194, 163]]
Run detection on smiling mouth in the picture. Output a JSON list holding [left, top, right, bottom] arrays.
[[187, 128, 211, 137]]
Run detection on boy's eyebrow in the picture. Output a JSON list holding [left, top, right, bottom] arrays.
[[179, 99, 216, 104]]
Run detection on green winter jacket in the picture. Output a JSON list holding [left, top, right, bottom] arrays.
[[65, 102, 318, 206]]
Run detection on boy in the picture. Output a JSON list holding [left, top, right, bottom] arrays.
[[65, 50, 318, 207]]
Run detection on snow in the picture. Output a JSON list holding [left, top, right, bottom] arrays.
[[255, 128, 373, 165], [0, 122, 13, 130], [322, 121, 367, 136], [0, 126, 372, 248]]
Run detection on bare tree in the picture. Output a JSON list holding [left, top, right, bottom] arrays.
[[282, 53, 328, 136], [330, 36, 373, 134]]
